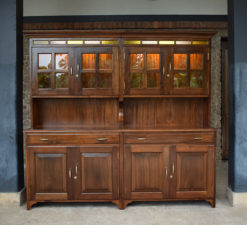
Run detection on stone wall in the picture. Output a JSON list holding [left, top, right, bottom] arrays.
[[22, 30, 228, 159]]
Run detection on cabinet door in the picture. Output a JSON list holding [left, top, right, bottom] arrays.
[[170, 145, 215, 199], [124, 47, 170, 95], [124, 145, 170, 200], [73, 146, 119, 200], [171, 46, 210, 95], [32, 48, 73, 96], [75, 47, 119, 96], [28, 147, 69, 201]]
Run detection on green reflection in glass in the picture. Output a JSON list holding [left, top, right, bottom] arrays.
[[130, 73, 143, 88], [56, 73, 68, 88], [190, 72, 203, 88], [174, 73, 187, 88], [38, 73, 51, 88]]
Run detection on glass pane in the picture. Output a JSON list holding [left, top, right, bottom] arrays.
[[174, 73, 187, 88], [56, 73, 68, 88], [82, 54, 96, 70], [50, 41, 66, 45], [82, 73, 95, 88], [98, 73, 112, 88], [101, 40, 118, 44], [192, 41, 209, 45], [142, 41, 158, 45], [84, 41, 100, 45], [147, 72, 160, 88], [55, 54, 68, 70], [176, 41, 191, 45], [99, 54, 112, 70], [38, 54, 52, 69], [124, 40, 141, 45], [130, 72, 143, 88], [147, 54, 160, 70], [190, 54, 203, 70], [159, 40, 175, 45], [38, 72, 51, 88], [34, 40, 49, 45], [190, 72, 203, 88], [130, 54, 144, 70], [67, 40, 83, 45], [174, 54, 187, 70]]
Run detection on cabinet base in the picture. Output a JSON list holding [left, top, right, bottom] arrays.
[[27, 199, 215, 210]]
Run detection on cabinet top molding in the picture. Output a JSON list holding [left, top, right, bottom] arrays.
[[24, 29, 217, 39]]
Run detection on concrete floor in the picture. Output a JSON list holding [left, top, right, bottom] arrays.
[[1, 160, 247, 225]]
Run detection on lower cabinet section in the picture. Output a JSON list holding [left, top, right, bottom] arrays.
[[26, 145, 119, 209], [25, 131, 216, 209], [124, 144, 215, 204]]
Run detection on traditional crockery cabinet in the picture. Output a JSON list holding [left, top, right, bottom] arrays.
[[25, 32, 216, 209]]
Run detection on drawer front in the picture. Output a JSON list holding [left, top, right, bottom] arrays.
[[124, 133, 215, 144], [26, 133, 119, 145]]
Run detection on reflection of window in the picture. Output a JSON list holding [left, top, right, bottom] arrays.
[[38, 54, 52, 70], [56, 54, 68, 70]]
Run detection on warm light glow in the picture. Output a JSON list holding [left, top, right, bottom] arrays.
[[159, 41, 175, 45], [101, 40, 118, 44], [192, 41, 209, 45], [67, 40, 83, 44], [124, 40, 141, 45]]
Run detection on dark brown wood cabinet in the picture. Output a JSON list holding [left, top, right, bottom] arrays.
[[25, 33, 216, 209]]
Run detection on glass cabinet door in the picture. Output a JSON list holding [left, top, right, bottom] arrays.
[[124, 47, 169, 95], [76, 47, 119, 96], [32, 48, 72, 95], [171, 47, 209, 95]]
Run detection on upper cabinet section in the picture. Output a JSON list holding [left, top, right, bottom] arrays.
[[30, 38, 210, 97]]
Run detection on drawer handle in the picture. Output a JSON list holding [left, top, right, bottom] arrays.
[[137, 137, 147, 141], [40, 138, 49, 141], [193, 137, 203, 140], [97, 138, 108, 142]]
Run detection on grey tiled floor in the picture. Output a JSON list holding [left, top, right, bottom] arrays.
[[1, 160, 247, 225]]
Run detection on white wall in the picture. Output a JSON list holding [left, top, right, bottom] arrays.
[[23, 0, 227, 17]]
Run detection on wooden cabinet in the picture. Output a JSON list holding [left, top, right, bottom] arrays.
[[25, 133, 120, 209], [25, 34, 216, 209]]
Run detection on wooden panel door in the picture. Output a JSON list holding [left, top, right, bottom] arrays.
[[32, 48, 73, 96], [75, 146, 119, 200], [170, 145, 215, 199], [124, 145, 170, 200], [28, 146, 69, 201], [75, 47, 119, 96], [124, 47, 170, 95], [171, 46, 210, 95]]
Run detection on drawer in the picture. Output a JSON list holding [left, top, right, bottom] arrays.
[[124, 132, 215, 144], [26, 133, 119, 145]]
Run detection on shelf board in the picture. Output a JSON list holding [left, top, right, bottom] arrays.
[[32, 95, 119, 99], [123, 95, 209, 98]]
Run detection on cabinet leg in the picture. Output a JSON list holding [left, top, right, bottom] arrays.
[[112, 200, 132, 209], [27, 201, 37, 210], [205, 199, 215, 208]]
